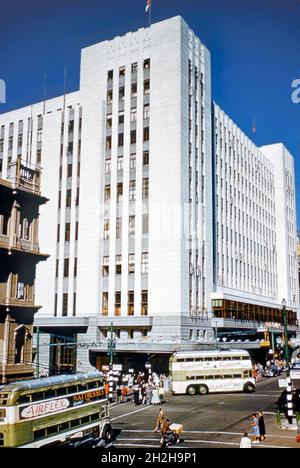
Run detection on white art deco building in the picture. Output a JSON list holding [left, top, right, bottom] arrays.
[[0, 16, 298, 373]]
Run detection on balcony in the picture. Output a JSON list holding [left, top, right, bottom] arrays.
[[7, 159, 41, 196], [0, 233, 45, 258], [0, 296, 39, 309]]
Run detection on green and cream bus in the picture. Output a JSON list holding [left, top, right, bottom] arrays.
[[0, 371, 112, 448], [170, 350, 255, 396]]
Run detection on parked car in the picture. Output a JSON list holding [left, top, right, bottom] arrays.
[[276, 389, 300, 413]]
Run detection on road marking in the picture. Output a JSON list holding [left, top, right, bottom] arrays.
[[120, 429, 296, 440], [115, 439, 290, 449], [111, 405, 153, 422]]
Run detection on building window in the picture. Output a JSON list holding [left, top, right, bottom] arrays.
[[119, 87, 125, 102], [36, 149, 42, 165], [56, 259, 59, 278], [115, 255, 122, 275], [119, 66, 125, 77], [131, 83, 137, 98], [141, 290, 148, 316], [117, 182, 123, 203], [143, 127, 150, 142], [62, 294, 68, 316], [102, 292, 108, 316], [64, 259, 69, 277], [104, 185, 111, 203], [144, 80, 150, 94], [66, 190, 72, 208], [115, 292, 121, 316], [57, 224, 60, 243], [144, 58, 150, 69], [118, 111, 124, 125], [118, 133, 124, 147], [108, 70, 113, 81], [116, 217, 122, 239], [131, 107, 137, 122], [131, 62, 138, 74], [128, 254, 135, 274], [117, 156, 123, 172], [74, 258, 77, 277], [17, 282, 25, 300], [67, 141, 73, 155], [142, 178, 149, 199], [103, 220, 110, 240], [130, 130, 136, 145], [65, 223, 71, 242], [144, 104, 150, 119], [75, 222, 79, 241], [129, 216, 135, 237], [141, 252, 148, 274], [107, 90, 113, 104], [106, 136, 112, 150], [129, 180, 136, 201], [106, 114, 112, 128], [105, 159, 111, 174], [76, 188, 80, 206], [73, 293, 77, 317], [54, 294, 58, 317], [128, 291, 134, 316], [130, 153, 136, 169], [143, 150, 149, 166], [103, 256, 109, 276]]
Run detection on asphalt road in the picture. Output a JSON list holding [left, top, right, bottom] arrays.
[[109, 378, 299, 449]]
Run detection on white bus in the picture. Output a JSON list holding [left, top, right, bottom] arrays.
[[170, 350, 255, 395]]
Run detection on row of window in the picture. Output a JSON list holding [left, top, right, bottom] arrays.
[[176, 356, 250, 363], [107, 79, 150, 105], [102, 290, 148, 317], [58, 188, 80, 209], [107, 59, 150, 81], [33, 411, 101, 441], [105, 151, 149, 174], [104, 179, 149, 203], [106, 127, 149, 149], [104, 215, 148, 239], [107, 104, 150, 128], [55, 293, 77, 317], [57, 222, 79, 243], [103, 252, 148, 276], [186, 372, 251, 381]]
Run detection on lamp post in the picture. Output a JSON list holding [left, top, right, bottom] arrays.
[[282, 298, 293, 425], [107, 322, 116, 402], [282, 299, 289, 366]]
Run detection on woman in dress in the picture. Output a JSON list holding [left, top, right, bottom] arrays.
[[258, 411, 266, 441], [151, 386, 160, 405]]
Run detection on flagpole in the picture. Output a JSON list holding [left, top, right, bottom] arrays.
[[149, 1, 152, 26]]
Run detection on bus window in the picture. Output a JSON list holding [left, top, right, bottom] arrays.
[[206, 358, 213, 362], [0, 394, 8, 405], [18, 394, 31, 404], [185, 358, 194, 362], [177, 358, 185, 363], [56, 387, 67, 397], [195, 358, 203, 362], [47, 425, 58, 436], [81, 416, 90, 425], [0, 433, 4, 446], [44, 389, 56, 399], [59, 422, 70, 431], [222, 357, 232, 361], [34, 429, 46, 440], [68, 386, 79, 395], [91, 412, 100, 421], [87, 382, 97, 389], [32, 392, 44, 402], [71, 419, 80, 428]]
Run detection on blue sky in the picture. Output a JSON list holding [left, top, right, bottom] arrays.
[[0, 0, 299, 226]]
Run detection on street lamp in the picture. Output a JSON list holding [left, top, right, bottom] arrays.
[[281, 298, 289, 366], [282, 298, 294, 425], [107, 322, 116, 402]]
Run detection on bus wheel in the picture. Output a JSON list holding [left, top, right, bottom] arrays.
[[199, 385, 209, 395], [102, 425, 113, 443], [244, 382, 255, 393], [187, 385, 197, 396]]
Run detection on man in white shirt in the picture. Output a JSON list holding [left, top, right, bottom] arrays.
[[240, 433, 252, 448]]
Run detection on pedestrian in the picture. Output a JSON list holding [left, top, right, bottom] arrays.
[[240, 433, 252, 449], [159, 385, 165, 404], [151, 386, 160, 405], [161, 418, 171, 436], [250, 414, 260, 444], [146, 385, 153, 405], [153, 408, 165, 433], [133, 386, 140, 405], [116, 386, 122, 404], [258, 411, 266, 441]]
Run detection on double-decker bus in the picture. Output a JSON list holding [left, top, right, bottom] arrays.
[[0, 371, 112, 448], [170, 350, 255, 395]]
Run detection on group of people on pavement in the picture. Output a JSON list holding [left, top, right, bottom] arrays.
[[132, 372, 170, 406], [240, 411, 266, 448]]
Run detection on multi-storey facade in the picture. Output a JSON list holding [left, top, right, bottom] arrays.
[[0, 159, 48, 383], [0, 17, 298, 374]]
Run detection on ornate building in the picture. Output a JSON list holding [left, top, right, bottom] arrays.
[[0, 159, 48, 383]]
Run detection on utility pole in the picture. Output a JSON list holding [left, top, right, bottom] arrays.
[[282, 299, 293, 425], [107, 322, 116, 402]]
